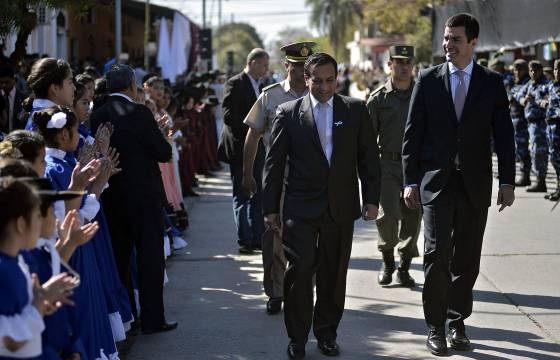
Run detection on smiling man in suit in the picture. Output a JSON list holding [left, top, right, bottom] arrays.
[[263, 52, 381, 359], [402, 13, 515, 356], [219, 48, 269, 254]]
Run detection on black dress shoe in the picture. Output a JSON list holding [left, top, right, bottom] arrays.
[[238, 245, 254, 254], [447, 328, 470, 351], [287, 341, 305, 359], [426, 328, 447, 356], [317, 339, 340, 357], [142, 320, 178, 334], [266, 297, 282, 315], [126, 320, 141, 336]]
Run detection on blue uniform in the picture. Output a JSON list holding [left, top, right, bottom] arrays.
[[516, 78, 550, 178], [509, 76, 531, 173], [546, 81, 560, 177]]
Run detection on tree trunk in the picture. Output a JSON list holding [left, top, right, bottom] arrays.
[[8, 5, 37, 67]]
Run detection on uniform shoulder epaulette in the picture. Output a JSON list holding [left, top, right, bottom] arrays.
[[262, 82, 282, 92], [367, 84, 386, 101]]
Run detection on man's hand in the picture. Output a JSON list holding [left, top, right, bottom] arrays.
[[362, 204, 379, 221], [497, 185, 515, 212], [242, 175, 257, 197], [403, 186, 421, 209], [264, 213, 281, 232]]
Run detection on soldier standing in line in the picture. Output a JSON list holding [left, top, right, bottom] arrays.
[[366, 45, 421, 287], [516, 60, 550, 192], [242, 42, 316, 314], [543, 59, 560, 201], [510, 59, 532, 187]]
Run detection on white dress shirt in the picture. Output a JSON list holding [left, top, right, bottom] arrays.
[[309, 93, 334, 165], [245, 70, 261, 98]]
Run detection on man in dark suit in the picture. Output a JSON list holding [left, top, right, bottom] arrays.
[[218, 48, 269, 254], [90, 64, 178, 334], [402, 13, 515, 356], [0, 66, 26, 132], [263, 53, 381, 359]]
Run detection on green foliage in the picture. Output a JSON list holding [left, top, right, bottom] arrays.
[[214, 22, 264, 73], [305, 0, 362, 61], [362, 0, 440, 63]]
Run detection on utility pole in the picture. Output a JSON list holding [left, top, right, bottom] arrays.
[[202, 0, 207, 28], [144, 0, 150, 69], [115, 0, 122, 62]]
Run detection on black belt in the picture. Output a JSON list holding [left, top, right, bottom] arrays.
[[380, 152, 402, 161]]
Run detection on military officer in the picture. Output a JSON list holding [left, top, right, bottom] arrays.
[[242, 41, 315, 314], [366, 45, 421, 287], [544, 59, 560, 201], [516, 60, 550, 192], [510, 59, 532, 186]]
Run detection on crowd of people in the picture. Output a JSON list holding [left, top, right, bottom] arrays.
[[0, 11, 559, 360], [0, 55, 226, 359]]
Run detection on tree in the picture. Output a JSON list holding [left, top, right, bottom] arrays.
[[0, 0, 102, 66], [214, 22, 264, 73], [305, 0, 362, 60], [362, 0, 442, 63]]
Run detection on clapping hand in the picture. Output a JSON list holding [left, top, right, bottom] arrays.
[[69, 159, 101, 191], [77, 143, 96, 165], [32, 272, 77, 315], [94, 123, 113, 157], [106, 147, 122, 177], [59, 209, 99, 248]]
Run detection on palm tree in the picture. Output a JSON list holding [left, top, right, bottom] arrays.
[[305, 0, 363, 59]]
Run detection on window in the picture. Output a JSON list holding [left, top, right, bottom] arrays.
[[37, 6, 47, 24]]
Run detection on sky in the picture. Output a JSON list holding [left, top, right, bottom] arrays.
[[150, 0, 318, 44]]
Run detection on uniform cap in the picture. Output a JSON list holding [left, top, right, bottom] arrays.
[[389, 45, 414, 59], [280, 42, 317, 63]]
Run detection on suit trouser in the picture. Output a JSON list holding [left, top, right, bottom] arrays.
[[262, 227, 287, 299], [103, 196, 166, 329], [376, 159, 421, 259], [229, 146, 265, 247], [422, 170, 488, 331], [282, 210, 354, 343]]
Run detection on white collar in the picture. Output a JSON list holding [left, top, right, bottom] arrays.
[[448, 60, 474, 76], [282, 80, 309, 96], [309, 93, 333, 109], [32, 98, 57, 109], [244, 69, 260, 85], [109, 92, 134, 103], [45, 147, 67, 160]]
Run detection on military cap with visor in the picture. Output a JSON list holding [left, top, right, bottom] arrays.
[[280, 42, 317, 63]]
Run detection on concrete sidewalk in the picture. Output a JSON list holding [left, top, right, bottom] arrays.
[[127, 170, 560, 359]]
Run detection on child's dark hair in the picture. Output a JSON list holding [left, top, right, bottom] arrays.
[[27, 58, 72, 98], [0, 158, 38, 178], [74, 82, 87, 105], [4, 130, 46, 165], [0, 177, 40, 241], [32, 106, 78, 148], [75, 73, 94, 86]]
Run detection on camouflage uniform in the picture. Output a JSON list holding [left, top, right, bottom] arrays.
[[509, 76, 531, 174], [516, 78, 550, 179], [546, 81, 560, 182]]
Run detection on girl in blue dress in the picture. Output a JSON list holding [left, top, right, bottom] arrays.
[[32, 106, 119, 360], [23, 58, 75, 131], [73, 83, 133, 340], [0, 177, 75, 359]]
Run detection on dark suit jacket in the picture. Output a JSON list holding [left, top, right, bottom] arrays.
[[402, 61, 515, 208], [0, 88, 25, 132], [90, 95, 172, 207], [218, 71, 258, 165], [263, 93, 381, 222]]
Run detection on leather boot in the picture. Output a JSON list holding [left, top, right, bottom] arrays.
[[378, 250, 395, 285], [514, 171, 531, 186], [396, 257, 415, 287], [526, 177, 547, 192]]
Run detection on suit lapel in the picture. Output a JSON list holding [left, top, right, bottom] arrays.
[[242, 72, 257, 103], [300, 95, 329, 166], [461, 63, 484, 122], [437, 62, 458, 122], [331, 94, 346, 168]]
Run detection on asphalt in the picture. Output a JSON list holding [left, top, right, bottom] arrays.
[[126, 169, 560, 360]]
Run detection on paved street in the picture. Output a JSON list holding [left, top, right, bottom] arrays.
[[127, 169, 560, 360]]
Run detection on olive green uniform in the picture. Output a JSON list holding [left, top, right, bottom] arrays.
[[367, 80, 421, 259]]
